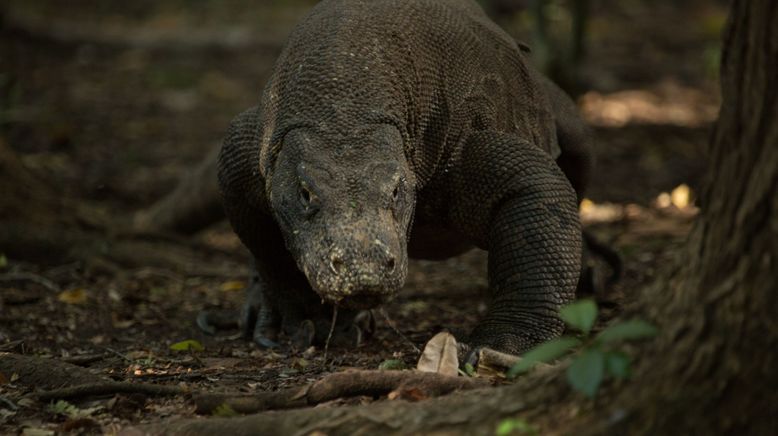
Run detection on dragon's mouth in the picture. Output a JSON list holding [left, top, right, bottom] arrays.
[[310, 277, 396, 309], [300, 247, 404, 310], [332, 290, 391, 310]]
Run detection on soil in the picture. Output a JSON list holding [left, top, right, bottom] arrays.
[[0, 0, 724, 433]]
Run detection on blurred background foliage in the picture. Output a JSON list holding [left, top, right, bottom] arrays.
[[0, 0, 728, 207]]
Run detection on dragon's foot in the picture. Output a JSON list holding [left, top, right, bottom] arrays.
[[239, 287, 375, 350]]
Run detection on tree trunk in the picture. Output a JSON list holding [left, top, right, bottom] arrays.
[[599, 1, 778, 432], [138, 0, 778, 433]]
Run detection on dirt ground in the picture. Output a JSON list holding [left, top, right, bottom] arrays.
[[0, 0, 724, 433]]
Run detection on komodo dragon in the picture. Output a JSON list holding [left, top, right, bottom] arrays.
[[215, 0, 593, 355]]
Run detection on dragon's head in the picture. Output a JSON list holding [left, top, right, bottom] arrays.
[[268, 124, 414, 309]]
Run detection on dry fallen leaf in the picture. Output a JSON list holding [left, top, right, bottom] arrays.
[[416, 331, 459, 377], [655, 192, 672, 209], [219, 281, 245, 292], [58, 288, 88, 305], [170, 340, 205, 352], [387, 387, 428, 402]]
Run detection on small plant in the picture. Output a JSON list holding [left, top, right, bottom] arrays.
[[506, 300, 657, 398], [495, 417, 538, 436], [212, 403, 240, 417], [47, 400, 101, 418], [460, 362, 476, 377], [378, 359, 407, 371]]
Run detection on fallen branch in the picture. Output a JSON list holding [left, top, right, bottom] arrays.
[[0, 352, 109, 390], [36, 382, 188, 401], [0, 352, 188, 400], [194, 369, 488, 414]]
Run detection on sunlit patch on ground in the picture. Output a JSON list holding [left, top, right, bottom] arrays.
[[581, 184, 699, 226], [580, 79, 719, 128]]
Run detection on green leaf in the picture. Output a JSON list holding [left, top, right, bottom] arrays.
[[169, 339, 204, 352], [48, 400, 80, 418], [458, 363, 477, 377], [507, 337, 581, 378], [559, 299, 598, 335], [495, 418, 537, 436], [0, 254, 7, 269], [566, 349, 605, 398], [212, 404, 239, 417], [596, 320, 657, 344], [378, 359, 407, 371], [605, 351, 631, 379]]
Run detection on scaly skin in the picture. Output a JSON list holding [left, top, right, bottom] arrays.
[[218, 0, 586, 353]]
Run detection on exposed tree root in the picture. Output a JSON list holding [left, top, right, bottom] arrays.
[[0, 222, 246, 277], [132, 147, 224, 235], [134, 368, 567, 436], [194, 370, 489, 414], [0, 140, 243, 275]]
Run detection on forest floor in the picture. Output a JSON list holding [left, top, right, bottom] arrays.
[[0, 0, 725, 433]]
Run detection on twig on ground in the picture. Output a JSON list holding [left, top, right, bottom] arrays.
[[0, 395, 18, 410], [61, 353, 108, 366], [0, 340, 24, 352], [131, 267, 186, 283], [103, 347, 132, 362], [194, 369, 487, 415], [0, 272, 59, 292], [323, 307, 338, 363], [380, 308, 421, 353], [44, 262, 82, 280]]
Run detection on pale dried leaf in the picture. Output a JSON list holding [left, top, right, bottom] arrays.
[[416, 332, 458, 377]]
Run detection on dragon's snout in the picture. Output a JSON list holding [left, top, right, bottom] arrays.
[[301, 223, 406, 310], [328, 247, 396, 276]]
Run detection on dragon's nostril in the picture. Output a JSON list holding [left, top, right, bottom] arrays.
[[329, 255, 345, 275], [386, 256, 396, 272]]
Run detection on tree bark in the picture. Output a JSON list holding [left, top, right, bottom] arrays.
[[598, 1, 778, 432]]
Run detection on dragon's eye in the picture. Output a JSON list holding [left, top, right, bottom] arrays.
[[392, 185, 400, 200]]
